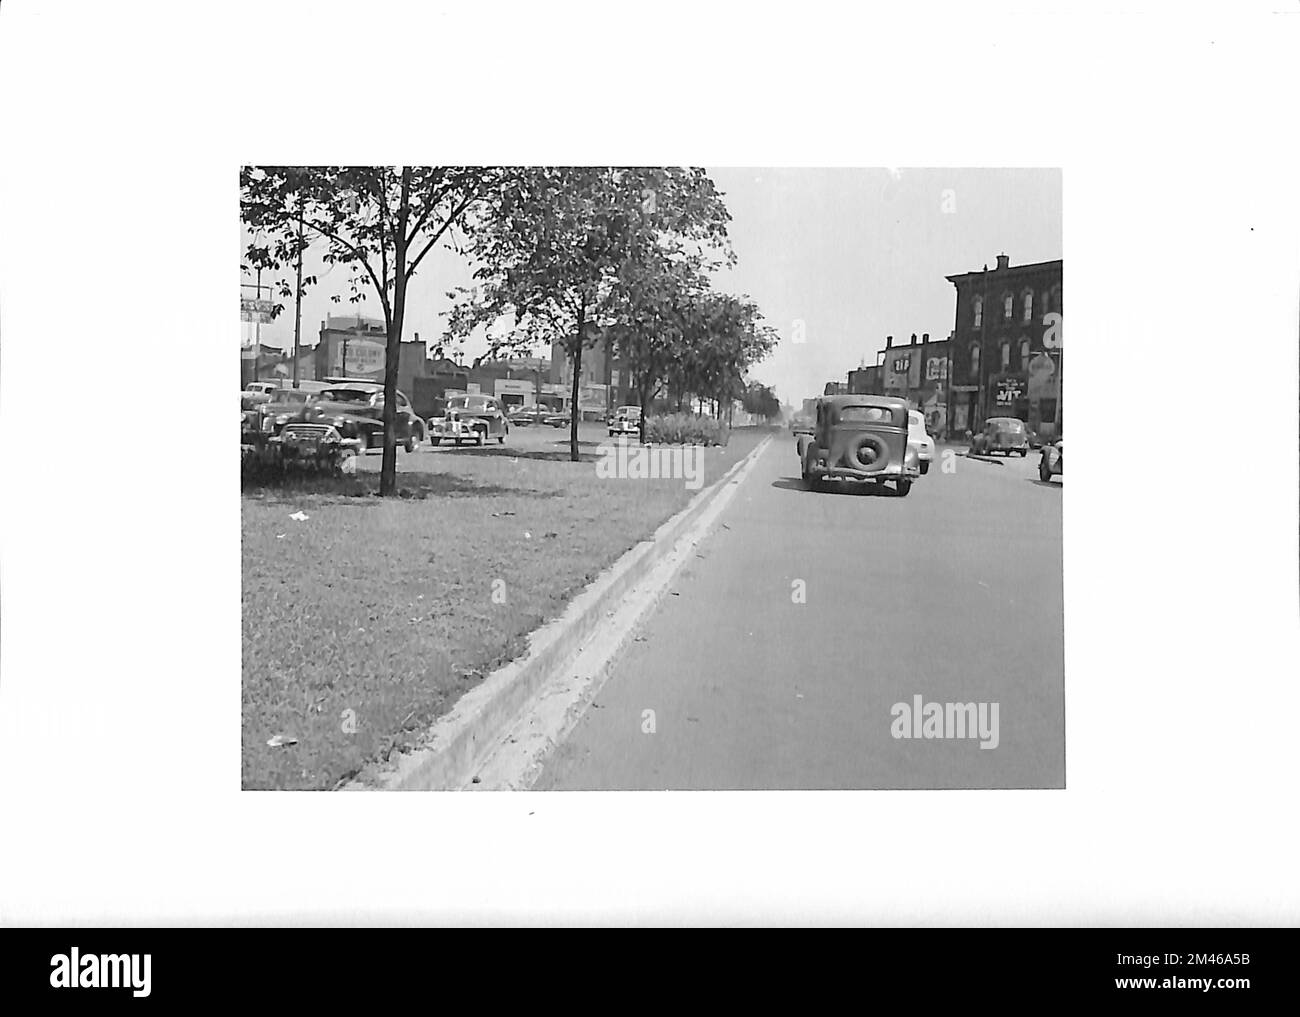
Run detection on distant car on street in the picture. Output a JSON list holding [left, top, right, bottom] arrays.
[[800, 395, 920, 496], [431, 394, 509, 446], [608, 405, 641, 437], [790, 412, 814, 438], [545, 410, 572, 428], [1039, 438, 1063, 482], [972, 416, 1029, 457], [907, 410, 936, 475]]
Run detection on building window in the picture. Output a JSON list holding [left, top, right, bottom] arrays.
[[970, 346, 980, 378], [1003, 293, 1013, 320], [1022, 291, 1033, 322], [972, 296, 982, 328], [1020, 339, 1031, 367], [1000, 342, 1010, 371]]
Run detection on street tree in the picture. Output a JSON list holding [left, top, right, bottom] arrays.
[[445, 167, 732, 461], [240, 165, 500, 496]]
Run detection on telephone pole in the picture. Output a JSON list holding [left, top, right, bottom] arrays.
[[292, 206, 304, 388]]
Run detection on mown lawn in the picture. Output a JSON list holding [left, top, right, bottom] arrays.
[[242, 428, 768, 789]]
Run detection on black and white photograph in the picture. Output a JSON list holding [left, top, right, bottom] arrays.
[[238, 167, 1064, 791], [2, 0, 1299, 964]]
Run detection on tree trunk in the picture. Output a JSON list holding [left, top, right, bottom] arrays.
[[380, 168, 412, 497], [569, 303, 584, 462], [638, 376, 651, 444]]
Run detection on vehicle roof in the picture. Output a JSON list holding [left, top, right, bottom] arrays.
[[818, 394, 909, 411], [987, 416, 1025, 423]]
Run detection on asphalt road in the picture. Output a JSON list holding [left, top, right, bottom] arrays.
[[534, 439, 1064, 790]]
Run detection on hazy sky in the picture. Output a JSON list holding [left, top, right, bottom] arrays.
[[242, 168, 1060, 405]]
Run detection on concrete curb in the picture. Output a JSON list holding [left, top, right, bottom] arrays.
[[343, 433, 775, 791]]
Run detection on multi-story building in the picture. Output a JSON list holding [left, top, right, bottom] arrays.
[[944, 253, 1063, 437], [312, 314, 435, 400]]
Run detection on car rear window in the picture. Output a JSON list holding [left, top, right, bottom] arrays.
[[838, 405, 903, 426]]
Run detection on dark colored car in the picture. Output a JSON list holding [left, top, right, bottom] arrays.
[[972, 416, 1029, 457], [255, 383, 330, 437], [545, 410, 572, 428], [1039, 438, 1063, 482], [798, 395, 920, 496], [430, 394, 509, 446], [293, 383, 425, 453], [507, 406, 550, 427]]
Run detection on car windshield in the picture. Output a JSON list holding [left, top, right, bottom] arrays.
[[320, 388, 372, 403], [838, 405, 902, 426], [991, 418, 1025, 431], [269, 390, 309, 405], [449, 396, 490, 411]]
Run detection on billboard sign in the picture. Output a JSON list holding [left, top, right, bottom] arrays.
[[241, 297, 275, 324], [331, 339, 385, 376], [996, 376, 1025, 405]]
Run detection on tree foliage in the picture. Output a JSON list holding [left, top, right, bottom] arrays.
[[445, 167, 733, 460], [240, 165, 498, 494]]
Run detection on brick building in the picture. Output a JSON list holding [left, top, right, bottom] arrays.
[[312, 314, 435, 400], [944, 254, 1063, 438]]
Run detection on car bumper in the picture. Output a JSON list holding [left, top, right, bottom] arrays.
[[812, 465, 920, 481]]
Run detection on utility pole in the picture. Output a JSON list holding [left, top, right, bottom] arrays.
[[292, 204, 304, 388], [240, 273, 274, 384]]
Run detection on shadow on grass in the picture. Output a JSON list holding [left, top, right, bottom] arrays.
[[433, 444, 604, 463], [242, 468, 564, 504]]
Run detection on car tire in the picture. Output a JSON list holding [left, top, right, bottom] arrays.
[[404, 435, 416, 453], [1039, 456, 1052, 482], [430, 437, 441, 447], [1019, 449, 1027, 457], [844, 432, 889, 472], [920, 461, 930, 475], [498, 434, 505, 444], [896, 479, 912, 497]]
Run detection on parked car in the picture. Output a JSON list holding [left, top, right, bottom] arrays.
[[293, 383, 425, 453], [241, 380, 280, 411], [907, 410, 936, 476], [608, 405, 642, 437], [430, 394, 509, 446], [1039, 438, 1063, 482], [545, 410, 572, 428], [268, 422, 361, 477], [507, 406, 550, 427], [972, 416, 1029, 457], [799, 395, 920, 496], [790, 412, 814, 438], [255, 382, 331, 437]]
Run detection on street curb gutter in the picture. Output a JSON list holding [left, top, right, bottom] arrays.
[[344, 433, 775, 791]]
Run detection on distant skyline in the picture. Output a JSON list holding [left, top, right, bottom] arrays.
[[241, 167, 1060, 404]]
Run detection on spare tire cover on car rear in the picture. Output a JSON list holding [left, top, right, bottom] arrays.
[[843, 433, 889, 472]]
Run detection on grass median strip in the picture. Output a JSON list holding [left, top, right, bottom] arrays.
[[242, 428, 769, 790]]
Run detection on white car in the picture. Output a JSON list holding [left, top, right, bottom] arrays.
[[608, 405, 642, 437], [908, 410, 935, 475]]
